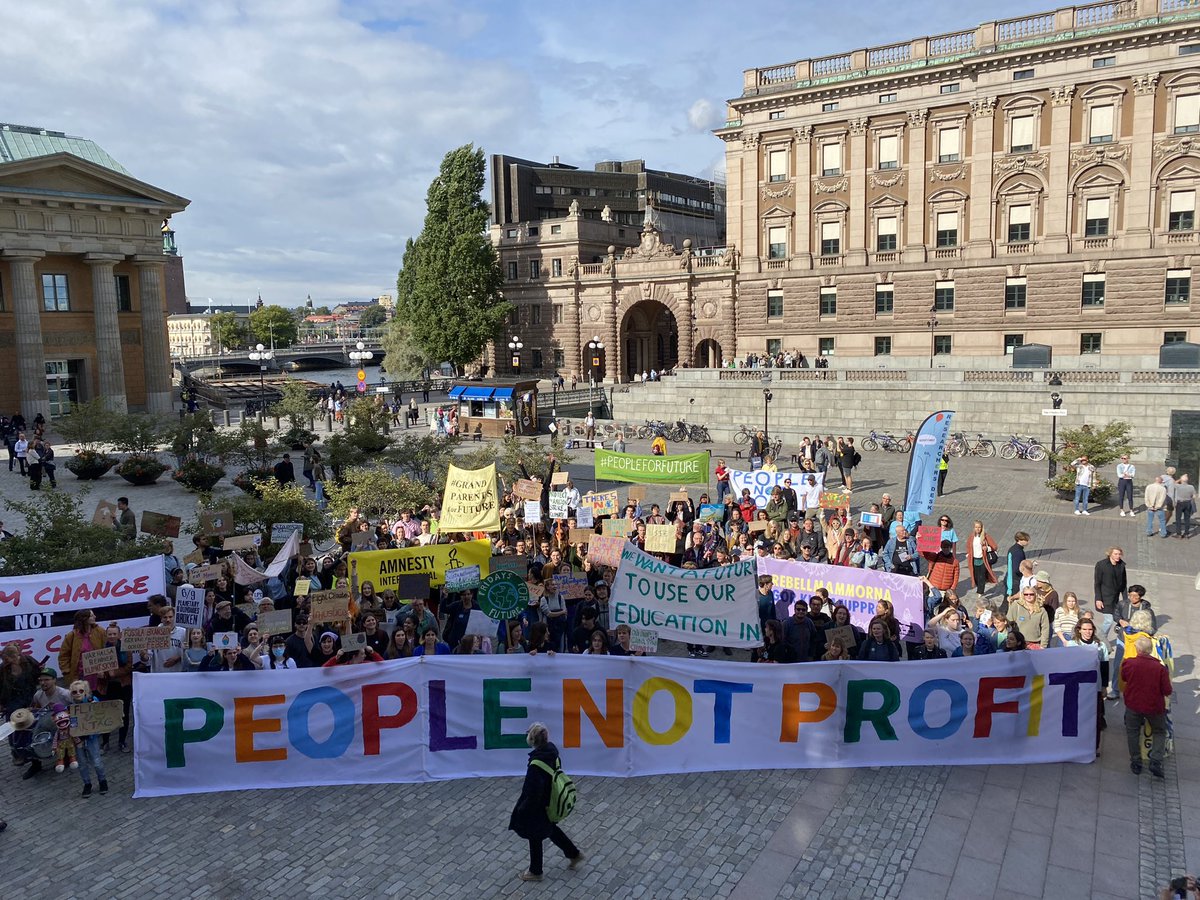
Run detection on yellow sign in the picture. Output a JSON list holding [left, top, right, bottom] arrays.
[[350, 539, 492, 589], [440, 463, 501, 532], [356, 369, 366, 382]]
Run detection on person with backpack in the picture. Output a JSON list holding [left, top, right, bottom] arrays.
[[509, 722, 584, 882]]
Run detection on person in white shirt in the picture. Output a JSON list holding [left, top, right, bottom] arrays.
[[1115, 455, 1136, 517], [143, 605, 187, 672], [1071, 456, 1097, 515], [13, 433, 28, 476], [564, 480, 582, 516]]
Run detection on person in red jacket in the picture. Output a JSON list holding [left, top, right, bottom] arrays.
[[321, 646, 384, 667], [1121, 636, 1172, 778]]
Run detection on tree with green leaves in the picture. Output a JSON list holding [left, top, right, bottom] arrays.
[[381, 313, 438, 379], [396, 145, 508, 371], [195, 481, 330, 551], [1046, 420, 1138, 503], [358, 304, 388, 329], [270, 380, 320, 447], [324, 466, 432, 522], [209, 311, 248, 352], [249, 305, 299, 348]]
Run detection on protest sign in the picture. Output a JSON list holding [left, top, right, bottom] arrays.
[[644, 524, 677, 554], [594, 449, 710, 485], [81, 646, 118, 676], [341, 632, 367, 652], [555, 572, 589, 600], [183, 549, 203, 566], [587, 491, 619, 517], [187, 563, 223, 586], [490, 556, 528, 578], [141, 511, 182, 538], [256, 609, 294, 637], [70, 700, 124, 737], [602, 518, 633, 538], [551, 471, 569, 486], [349, 541, 491, 590], [859, 512, 883, 528], [309, 589, 351, 622], [569, 528, 594, 545], [212, 632, 239, 651], [629, 627, 658, 654], [729, 469, 825, 509], [198, 510, 234, 536], [575, 506, 594, 529], [916, 526, 944, 554], [697, 503, 724, 523], [441, 464, 500, 532], [132, 649, 1098, 797], [549, 491, 569, 519], [669, 490, 689, 504], [294, 579, 311, 597], [611, 543, 760, 647], [120, 626, 173, 652], [270, 523, 304, 544], [237, 603, 257, 620], [747, 521, 769, 534], [755, 557, 924, 640], [477, 570, 530, 620], [523, 501, 542, 524], [174, 585, 206, 629], [444, 565, 481, 593], [395, 573, 431, 599], [512, 479, 542, 501], [825, 625, 857, 652], [628, 485, 647, 502], [464, 609, 497, 638], [350, 532, 375, 550], [819, 491, 850, 510], [587, 534, 626, 568], [222, 534, 262, 552], [92, 500, 117, 527]]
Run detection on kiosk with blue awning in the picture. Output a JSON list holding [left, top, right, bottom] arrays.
[[448, 378, 539, 437]]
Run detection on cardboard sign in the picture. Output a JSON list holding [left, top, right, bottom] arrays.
[[350, 531, 375, 550], [237, 603, 257, 620], [444, 564, 481, 592], [629, 627, 659, 654], [669, 490, 689, 503], [187, 563, 222, 586], [199, 510, 235, 536], [588, 490, 619, 517], [523, 501, 542, 524], [294, 579, 312, 597], [628, 485, 647, 502], [551, 471, 569, 486], [697, 503, 724, 524], [576, 506, 594, 528], [310, 589, 351, 622], [270, 522, 304, 544], [549, 491, 569, 519], [141, 511, 182, 538], [916, 526, 944, 554], [174, 585, 206, 629], [222, 533, 262, 552], [396, 573, 432, 599], [183, 549, 203, 566], [70, 700, 124, 737], [557, 573, 589, 600], [489, 557, 528, 578], [602, 518, 633, 538], [299, 541, 314, 559], [92, 500, 118, 527], [212, 632, 239, 651], [81, 646, 118, 676], [120, 626, 173, 652], [824, 625, 857, 652], [569, 528, 594, 545], [341, 632, 368, 652], [645, 524, 677, 554], [859, 512, 883, 527], [747, 521, 770, 534], [820, 491, 850, 510], [464, 609, 498, 637], [256, 609, 294, 637], [512, 479, 542, 501], [587, 534, 626, 568]]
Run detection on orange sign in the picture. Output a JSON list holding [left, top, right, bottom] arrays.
[[356, 369, 366, 382]]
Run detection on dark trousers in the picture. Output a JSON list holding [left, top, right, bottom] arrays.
[[937, 468, 948, 496], [1176, 500, 1194, 537], [28, 462, 42, 489], [14, 455, 26, 475], [1124, 708, 1167, 766], [528, 826, 579, 876], [1117, 479, 1135, 511]]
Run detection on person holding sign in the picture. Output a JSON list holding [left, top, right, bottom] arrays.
[[58, 611, 108, 695], [67, 680, 109, 797]]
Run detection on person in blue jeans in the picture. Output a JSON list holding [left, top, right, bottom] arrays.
[[1144, 476, 1168, 538], [1072, 455, 1096, 515], [67, 681, 108, 798]]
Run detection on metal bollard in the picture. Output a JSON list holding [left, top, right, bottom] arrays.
[[272, 416, 280, 430], [223, 409, 231, 427], [326, 413, 333, 433]]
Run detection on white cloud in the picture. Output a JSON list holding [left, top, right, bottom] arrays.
[[687, 99, 722, 132]]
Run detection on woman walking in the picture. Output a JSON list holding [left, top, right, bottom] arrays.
[[966, 520, 999, 599], [509, 722, 584, 882]]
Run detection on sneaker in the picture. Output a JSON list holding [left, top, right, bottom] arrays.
[[1120, 511, 1126, 517], [22, 761, 42, 780], [1130, 761, 1143, 775], [81, 783, 92, 798], [688, 651, 697, 659], [519, 871, 544, 882], [1074, 510, 1082, 516], [119, 743, 129, 753], [1081, 510, 1090, 516], [1106, 689, 1119, 700], [1150, 764, 1164, 779], [99, 779, 108, 795], [569, 853, 586, 871]]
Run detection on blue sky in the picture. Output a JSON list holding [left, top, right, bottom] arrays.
[[1, 0, 1051, 306]]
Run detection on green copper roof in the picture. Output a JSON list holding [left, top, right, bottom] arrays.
[[0, 123, 130, 175]]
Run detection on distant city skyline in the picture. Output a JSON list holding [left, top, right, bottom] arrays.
[[1, 0, 1052, 306]]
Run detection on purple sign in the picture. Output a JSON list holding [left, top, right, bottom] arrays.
[[755, 557, 924, 641]]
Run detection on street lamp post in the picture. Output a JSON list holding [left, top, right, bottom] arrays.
[[350, 340, 374, 395], [761, 373, 773, 452], [248, 343, 274, 417], [508, 335, 523, 374], [1048, 375, 1063, 478], [587, 335, 604, 417], [927, 310, 940, 370]]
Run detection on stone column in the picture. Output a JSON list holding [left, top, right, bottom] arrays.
[[603, 286, 619, 383], [134, 257, 173, 414], [904, 110, 928, 263], [847, 118, 869, 266], [679, 281, 695, 367], [793, 126, 813, 267], [967, 98, 997, 259], [1125, 73, 1159, 249], [740, 133, 761, 266], [5, 252, 50, 417], [565, 282, 582, 381], [720, 275, 737, 364], [85, 254, 129, 413], [1043, 86, 1076, 253]]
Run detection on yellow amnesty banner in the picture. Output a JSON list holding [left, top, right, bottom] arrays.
[[440, 463, 501, 532], [350, 540, 493, 589]]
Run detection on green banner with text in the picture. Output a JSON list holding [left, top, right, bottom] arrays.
[[594, 449, 710, 485]]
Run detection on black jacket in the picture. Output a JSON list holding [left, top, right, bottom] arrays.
[[509, 743, 562, 840], [1093, 558, 1127, 613], [910, 644, 948, 661]]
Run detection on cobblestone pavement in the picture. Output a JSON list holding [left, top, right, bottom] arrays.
[[2, 429, 1198, 898]]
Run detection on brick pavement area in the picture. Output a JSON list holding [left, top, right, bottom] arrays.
[[2, 434, 1198, 898]]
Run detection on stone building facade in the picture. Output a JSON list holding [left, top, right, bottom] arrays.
[[0, 124, 189, 416], [718, 1, 1200, 363]]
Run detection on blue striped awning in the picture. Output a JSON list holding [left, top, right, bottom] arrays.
[[447, 385, 468, 398], [490, 387, 515, 400], [462, 387, 494, 399]]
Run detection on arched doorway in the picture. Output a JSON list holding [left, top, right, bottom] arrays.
[[694, 339, 722, 368], [580, 340, 607, 383], [620, 301, 678, 380]]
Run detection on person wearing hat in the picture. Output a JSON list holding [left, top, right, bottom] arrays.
[[1071, 454, 1097, 514], [1032, 571, 1060, 621], [32, 668, 71, 712], [1111, 585, 1157, 699]]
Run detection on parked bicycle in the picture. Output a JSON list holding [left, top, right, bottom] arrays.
[[998, 434, 1047, 461], [861, 430, 912, 453], [946, 431, 996, 458], [733, 423, 754, 445]]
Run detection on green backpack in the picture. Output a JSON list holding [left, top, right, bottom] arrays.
[[530, 757, 577, 823]]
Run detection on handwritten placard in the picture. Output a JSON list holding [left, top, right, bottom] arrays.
[[629, 627, 659, 654], [587, 534, 626, 568], [141, 511, 182, 538], [628, 485, 647, 502], [820, 491, 850, 510], [341, 632, 367, 652], [70, 700, 125, 737], [748, 521, 770, 534], [309, 589, 351, 622], [489, 557, 528, 578], [187, 563, 222, 586], [120, 626, 173, 652], [81, 646, 118, 676], [199, 510, 235, 536], [294, 579, 311, 597], [174, 585, 206, 629], [92, 500, 117, 527], [824, 625, 857, 652], [916, 526, 944, 554], [669, 490, 689, 504], [444, 565, 481, 592], [556, 573, 589, 600], [569, 528, 594, 545], [256, 609, 294, 637], [575, 506, 594, 529], [550, 471, 569, 486], [523, 501, 542, 524], [602, 518, 633, 538], [512, 479, 542, 501], [549, 491, 569, 519], [645, 524, 677, 554], [588, 490, 619, 517], [222, 533, 262, 552]]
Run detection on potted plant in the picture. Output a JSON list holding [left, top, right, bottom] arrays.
[[56, 399, 118, 480], [109, 413, 170, 486], [168, 413, 236, 492], [1045, 420, 1136, 505], [269, 380, 320, 450], [227, 419, 280, 495]]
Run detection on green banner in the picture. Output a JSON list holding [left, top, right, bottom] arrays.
[[594, 449, 710, 485]]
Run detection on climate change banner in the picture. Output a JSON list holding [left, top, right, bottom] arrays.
[[755, 557, 924, 641], [729, 469, 825, 509], [349, 540, 492, 590], [611, 543, 760, 646], [132, 650, 1099, 797], [0, 557, 166, 660], [594, 449, 710, 485]]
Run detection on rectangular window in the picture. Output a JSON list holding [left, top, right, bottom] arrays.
[[1013, 68, 1035, 81], [821, 102, 839, 112], [1082, 273, 1106, 308], [528, 226, 538, 237], [1166, 269, 1192, 306], [821, 143, 842, 176], [507, 261, 518, 280], [1010, 115, 1034, 152], [819, 287, 837, 317], [934, 280, 955, 312], [531, 305, 542, 325], [1176, 94, 1200, 133], [1182, 44, 1200, 56], [766, 338, 782, 355], [876, 216, 898, 251], [1165, 331, 1187, 344], [877, 134, 899, 169], [940, 83, 960, 94], [531, 349, 543, 370], [552, 258, 562, 277], [936, 211, 959, 247], [879, 93, 897, 104], [874, 336, 892, 356], [767, 290, 784, 319], [42, 273, 69, 311], [1089, 104, 1114, 143], [819, 337, 835, 356], [510, 307, 521, 328], [1004, 334, 1025, 355], [505, 228, 518, 238], [1170, 190, 1195, 231], [554, 349, 565, 368], [1008, 204, 1032, 243], [1080, 332, 1102, 354], [1005, 277, 1028, 310], [875, 284, 894, 314], [1093, 56, 1116, 68], [768, 148, 788, 182], [768, 225, 787, 259], [114, 274, 132, 312], [938, 127, 961, 163], [553, 305, 563, 324], [529, 260, 541, 279], [820, 221, 841, 256], [550, 224, 562, 234], [934, 335, 953, 355], [769, 110, 785, 120], [1085, 197, 1110, 236]]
